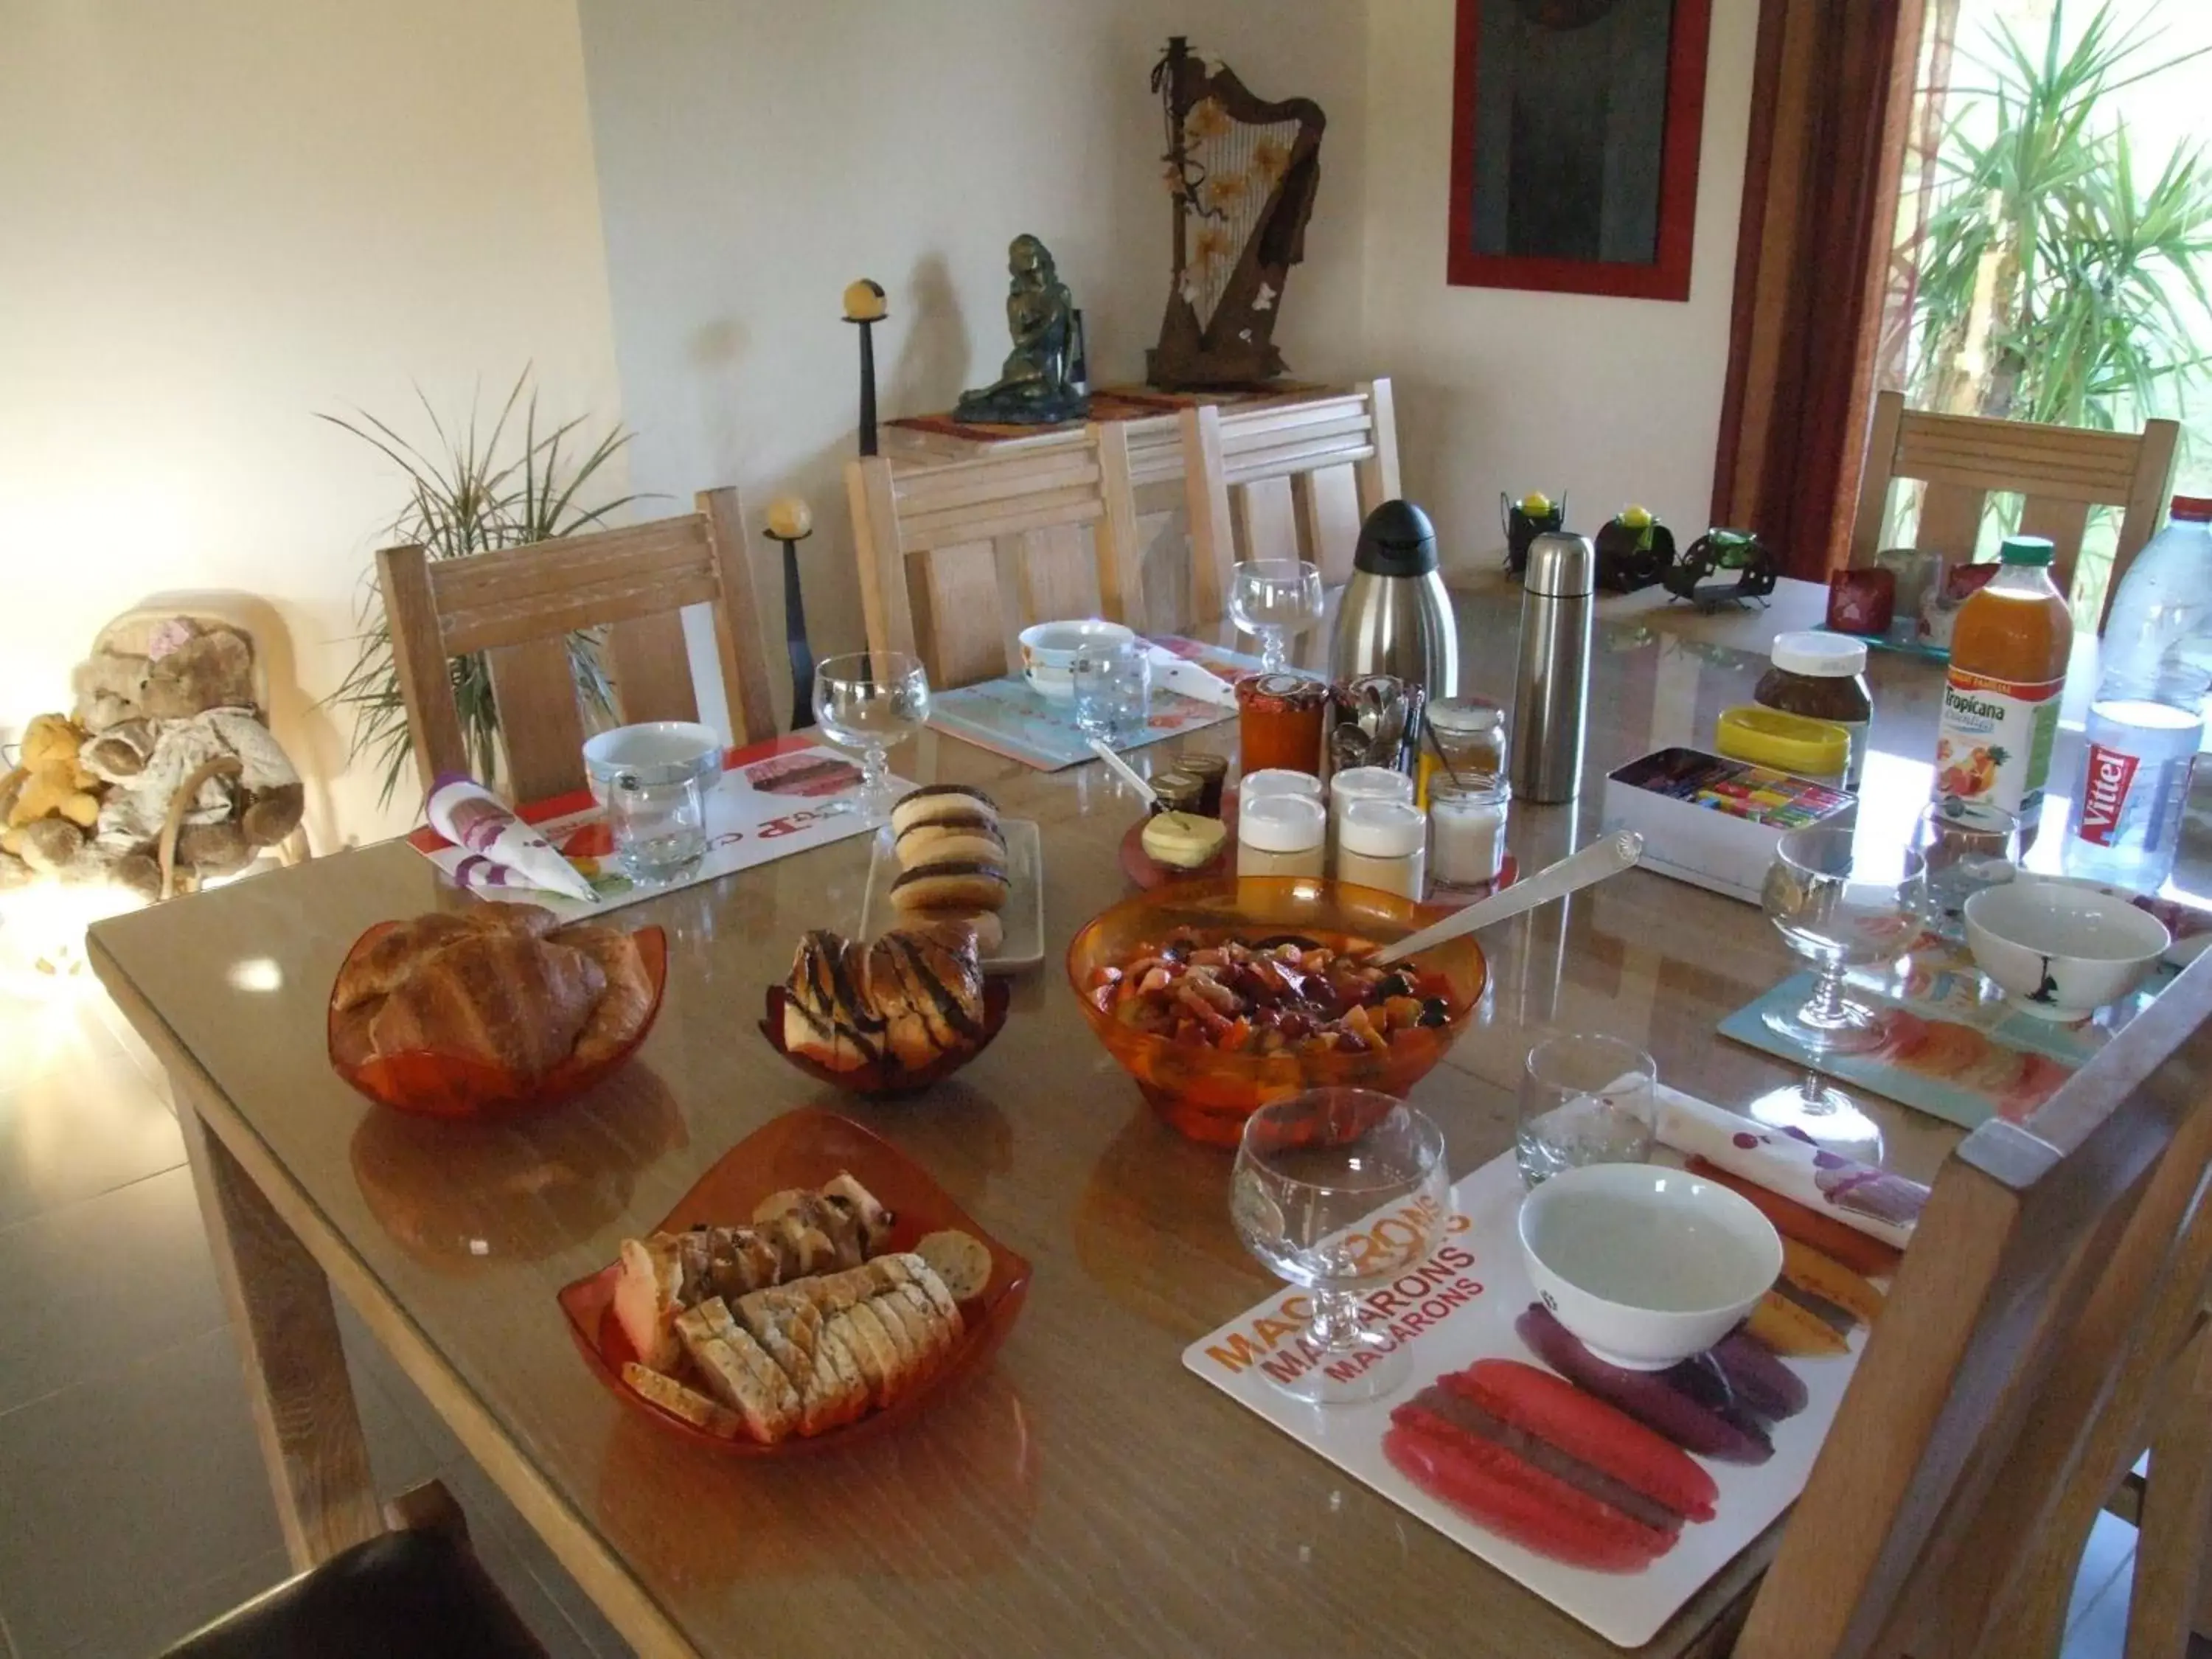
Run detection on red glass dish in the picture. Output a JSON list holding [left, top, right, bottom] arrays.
[[556, 1107, 1032, 1455], [757, 978, 1012, 1097], [1826, 568, 1895, 636], [1065, 877, 1487, 1147], [327, 922, 667, 1119]]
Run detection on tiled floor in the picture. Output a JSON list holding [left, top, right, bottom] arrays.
[[0, 962, 2165, 1658], [0, 966, 631, 1658]]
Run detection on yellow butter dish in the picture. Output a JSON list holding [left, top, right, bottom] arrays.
[[1714, 706, 1850, 782], [1141, 810, 1228, 871]]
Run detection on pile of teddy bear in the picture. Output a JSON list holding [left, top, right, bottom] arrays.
[[1, 617, 304, 901]]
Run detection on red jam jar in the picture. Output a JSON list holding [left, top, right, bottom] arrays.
[[1236, 672, 1327, 776]]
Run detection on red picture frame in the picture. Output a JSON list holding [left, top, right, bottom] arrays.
[[1446, 0, 1711, 302]]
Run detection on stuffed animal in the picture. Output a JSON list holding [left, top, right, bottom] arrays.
[[2, 716, 103, 868]]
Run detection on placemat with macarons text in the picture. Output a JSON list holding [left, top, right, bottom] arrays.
[[1183, 1124, 1908, 1648], [406, 734, 910, 921]]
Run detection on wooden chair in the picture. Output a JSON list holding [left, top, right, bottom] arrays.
[[1732, 947, 2212, 1658], [1180, 378, 1400, 620], [1849, 389, 2179, 623], [377, 488, 776, 806], [846, 425, 1146, 689]]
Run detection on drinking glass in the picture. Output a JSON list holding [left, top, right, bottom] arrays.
[[1229, 557, 1326, 672], [1911, 799, 2019, 942], [606, 768, 708, 883], [812, 651, 930, 821], [1756, 824, 1926, 1154], [1230, 1088, 1448, 1405], [1514, 1034, 1657, 1186], [1071, 639, 1152, 741]]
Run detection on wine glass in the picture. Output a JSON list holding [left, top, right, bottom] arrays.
[[1230, 1088, 1448, 1405], [812, 651, 930, 821], [1229, 557, 1325, 672], [1756, 825, 1926, 1155]]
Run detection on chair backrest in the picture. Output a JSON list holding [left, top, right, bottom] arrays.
[[376, 487, 776, 805], [1180, 378, 1401, 620], [846, 424, 1145, 689], [1734, 947, 2212, 1659], [1849, 389, 2180, 623]]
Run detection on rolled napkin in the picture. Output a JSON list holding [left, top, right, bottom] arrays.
[[1654, 1082, 1926, 1249], [425, 774, 597, 903]]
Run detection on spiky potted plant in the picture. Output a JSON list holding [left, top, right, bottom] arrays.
[[324, 372, 646, 807]]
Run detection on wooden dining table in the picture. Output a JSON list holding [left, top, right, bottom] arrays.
[[88, 575, 2124, 1658]]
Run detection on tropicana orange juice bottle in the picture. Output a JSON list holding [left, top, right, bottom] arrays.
[[1933, 535, 2073, 817]]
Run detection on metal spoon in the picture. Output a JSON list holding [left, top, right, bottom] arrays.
[[1369, 831, 1645, 964]]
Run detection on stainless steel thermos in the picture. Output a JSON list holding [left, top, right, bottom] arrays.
[[1329, 500, 1459, 701], [1510, 530, 1595, 803]]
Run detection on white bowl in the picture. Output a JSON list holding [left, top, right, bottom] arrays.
[[581, 720, 721, 804], [1518, 1163, 1783, 1371], [1965, 875, 2171, 1019], [1018, 619, 1135, 701]]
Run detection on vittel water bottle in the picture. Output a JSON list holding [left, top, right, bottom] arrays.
[[2063, 496, 2212, 888]]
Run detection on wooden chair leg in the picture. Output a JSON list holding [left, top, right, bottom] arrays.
[[2130, 1321, 2212, 1653], [383, 1478, 468, 1542]]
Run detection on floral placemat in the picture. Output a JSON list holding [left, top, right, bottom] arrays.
[[1719, 928, 2181, 1131]]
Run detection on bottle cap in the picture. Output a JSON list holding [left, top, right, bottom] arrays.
[[1524, 531, 1596, 597], [1770, 630, 1867, 678], [1427, 697, 1505, 734], [2173, 496, 2212, 522], [1329, 766, 1416, 809], [1351, 500, 1439, 578], [1238, 768, 1323, 804], [1998, 535, 2056, 566], [1238, 793, 1326, 853], [1338, 798, 1427, 858]]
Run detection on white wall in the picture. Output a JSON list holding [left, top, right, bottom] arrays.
[[0, 0, 624, 846], [575, 0, 1369, 721], [1360, 0, 1761, 572]]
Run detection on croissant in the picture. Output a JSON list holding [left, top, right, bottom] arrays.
[[549, 922, 654, 1065], [333, 902, 558, 1010], [365, 928, 605, 1082]]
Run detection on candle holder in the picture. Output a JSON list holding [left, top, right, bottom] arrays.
[[764, 497, 817, 730], [843, 279, 887, 456]]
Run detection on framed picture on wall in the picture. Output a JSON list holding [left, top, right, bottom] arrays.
[[1447, 0, 1711, 301]]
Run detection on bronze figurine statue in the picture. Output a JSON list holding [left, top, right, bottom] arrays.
[[953, 234, 1089, 425]]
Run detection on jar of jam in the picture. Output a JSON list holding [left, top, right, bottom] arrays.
[[1754, 632, 1873, 790], [1237, 672, 1327, 775], [1178, 753, 1229, 817], [1150, 769, 1205, 815]]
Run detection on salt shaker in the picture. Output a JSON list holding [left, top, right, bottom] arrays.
[[1509, 530, 1595, 804]]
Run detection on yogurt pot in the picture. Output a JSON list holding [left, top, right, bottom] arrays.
[[1019, 619, 1137, 701]]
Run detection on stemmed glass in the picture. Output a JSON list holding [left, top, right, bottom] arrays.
[[1229, 557, 1325, 672], [812, 651, 931, 822], [1230, 1088, 1448, 1405], [1756, 825, 1926, 1155]]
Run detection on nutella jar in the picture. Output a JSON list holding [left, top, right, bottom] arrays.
[[1756, 632, 1873, 790]]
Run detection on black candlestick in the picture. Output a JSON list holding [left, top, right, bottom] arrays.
[[764, 498, 818, 730], [843, 278, 887, 457]]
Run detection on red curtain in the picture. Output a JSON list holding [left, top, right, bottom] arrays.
[[1711, 0, 1927, 580]]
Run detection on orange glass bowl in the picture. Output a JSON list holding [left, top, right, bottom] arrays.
[[327, 922, 668, 1119], [1065, 877, 1486, 1147]]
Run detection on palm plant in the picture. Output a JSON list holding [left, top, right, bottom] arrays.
[[324, 372, 645, 807], [1907, 2, 2212, 434]]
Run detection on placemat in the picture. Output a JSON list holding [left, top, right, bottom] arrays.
[[926, 635, 1262, 771], [1184, 1149, 1868, 1649], [406, 733, 905, 921], [1718, 928, 2180, 1131]]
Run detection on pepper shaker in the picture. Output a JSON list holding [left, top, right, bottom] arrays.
[[1509, 531, 1595, 803]]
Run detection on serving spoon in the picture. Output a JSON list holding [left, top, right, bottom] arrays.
[[1368, 830, 1645, 965], [1087, 738, 1161, 810]]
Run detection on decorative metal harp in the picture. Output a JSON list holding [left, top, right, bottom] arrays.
[[1147, 37, 1326, 389]]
